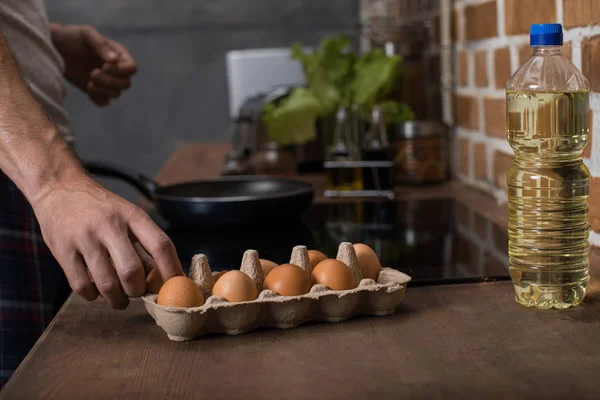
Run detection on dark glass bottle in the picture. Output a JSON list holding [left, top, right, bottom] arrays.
[[326, 107, 363, 191], [362, 107, 393, 190]]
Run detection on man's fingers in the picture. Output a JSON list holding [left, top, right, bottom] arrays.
[[128, 208, 183, 282], [103, 233, 146, 298], [61, 252, 99, 301], [80, 26, 118, 63], [91, 69, 131, 90], [82, 246, 129, 310], [102, 40, 137, 77], [86, 81, 120, 99], [102, 62, 137, 78], [133, 242, 158, 275], [88, 91, 110, 107]]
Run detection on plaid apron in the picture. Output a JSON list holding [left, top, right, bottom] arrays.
[[0, 172, 70, 387]]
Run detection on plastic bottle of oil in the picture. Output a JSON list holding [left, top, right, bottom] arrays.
[[506, 23, 590, 309]]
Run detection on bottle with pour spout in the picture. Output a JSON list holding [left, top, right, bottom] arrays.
[[326, 107, 363, 191], [362, 106, 393, 190], [506, 23, 590, 309]]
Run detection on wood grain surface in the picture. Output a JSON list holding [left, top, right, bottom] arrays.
[[3, 143, 598, 399], [3, 252, 600, 399]]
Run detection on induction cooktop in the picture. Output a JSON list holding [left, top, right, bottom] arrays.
[[160, 198, 510, 286]]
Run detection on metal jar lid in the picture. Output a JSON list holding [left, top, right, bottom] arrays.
[[390, 120, 449, 140]]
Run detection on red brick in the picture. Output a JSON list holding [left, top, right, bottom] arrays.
[[473, 142, 488, 181], [484, 97, 506, 138], [458, 51, 468, 86], [465, 1, 498, 41], [474, 51, 488, 87], [453, 8, 461, 41], [493, 151, 513, 191], [582, 36, 600, 92], [458, 138, 470, 175], [562, 42, 573, 61], [494, 47, 511, 89], [505, 0, 557, 35], [563, 0, 600, 28], [456, 95, 479, 130]]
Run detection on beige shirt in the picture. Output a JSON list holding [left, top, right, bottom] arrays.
[[0, 0, 74, 144]]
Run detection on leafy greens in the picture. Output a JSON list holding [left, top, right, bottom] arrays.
[[262, 35, 414, 146]]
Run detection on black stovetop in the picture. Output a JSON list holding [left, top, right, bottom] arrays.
[[159, 198, 510, 286]]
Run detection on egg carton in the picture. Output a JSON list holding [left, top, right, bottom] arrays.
[[142, 242, 412, 341]]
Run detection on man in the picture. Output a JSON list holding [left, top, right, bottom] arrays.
[[0, 1, 183, 386]]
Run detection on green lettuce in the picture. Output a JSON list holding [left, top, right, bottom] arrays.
[[262, 88, 322, 146], [375, 100, 416, 124], [263, 35, 414, 146], [350, 48, 402, 109], [290, 35, 354, 113]]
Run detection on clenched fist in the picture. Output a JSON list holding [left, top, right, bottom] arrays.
[[50, 23, 137, 107]]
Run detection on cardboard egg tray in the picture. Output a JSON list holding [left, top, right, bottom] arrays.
[[142, 242, 412, 341]]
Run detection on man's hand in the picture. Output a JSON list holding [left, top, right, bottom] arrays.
[[0, 32, 175, 310], [31, 174, 183, 309], [50, 23, 137, 107]]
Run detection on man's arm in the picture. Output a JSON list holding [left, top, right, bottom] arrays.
[[0, 34, 182, 309], [0, 34, 80, 199]]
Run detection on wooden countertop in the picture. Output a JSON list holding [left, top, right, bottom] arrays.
[[2, 142, 599, 399]]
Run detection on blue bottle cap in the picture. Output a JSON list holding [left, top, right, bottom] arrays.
[[530, 23, 563, 46]]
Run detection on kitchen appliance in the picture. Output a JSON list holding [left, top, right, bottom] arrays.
[[84, 162, 314, 227], [226, 48, 306, 122], [222, 47, 326, 175], [223, 48, 303, 175], [160, 198, 510, 285], [221, 86, 294, 176]]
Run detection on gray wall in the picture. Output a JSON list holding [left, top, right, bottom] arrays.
[[46, 0, 359, 202]]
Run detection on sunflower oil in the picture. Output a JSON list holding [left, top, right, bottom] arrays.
[[506, 23, 590, 309]]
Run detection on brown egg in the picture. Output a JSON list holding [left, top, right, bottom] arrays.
[[311, 259, 357, 290], [260, 259, 278, 277], [353, 243, 381, 281], [308, 250, 328, 269], [157, 276, 205, 308], [212, 270, 258, 302], [146, 268, 164, 294], [212, 271, 226, 283], [263, 263, 310, 296]]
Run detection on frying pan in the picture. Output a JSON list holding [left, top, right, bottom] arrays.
[[84, 162, 314, 227]]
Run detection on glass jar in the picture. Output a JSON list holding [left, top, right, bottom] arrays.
[[391, 120, 449, 184]]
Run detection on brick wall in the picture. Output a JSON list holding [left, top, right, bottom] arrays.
[[454, 0, 600, 246]]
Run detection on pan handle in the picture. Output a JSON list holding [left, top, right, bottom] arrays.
[[82, 161, 159, 201]]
